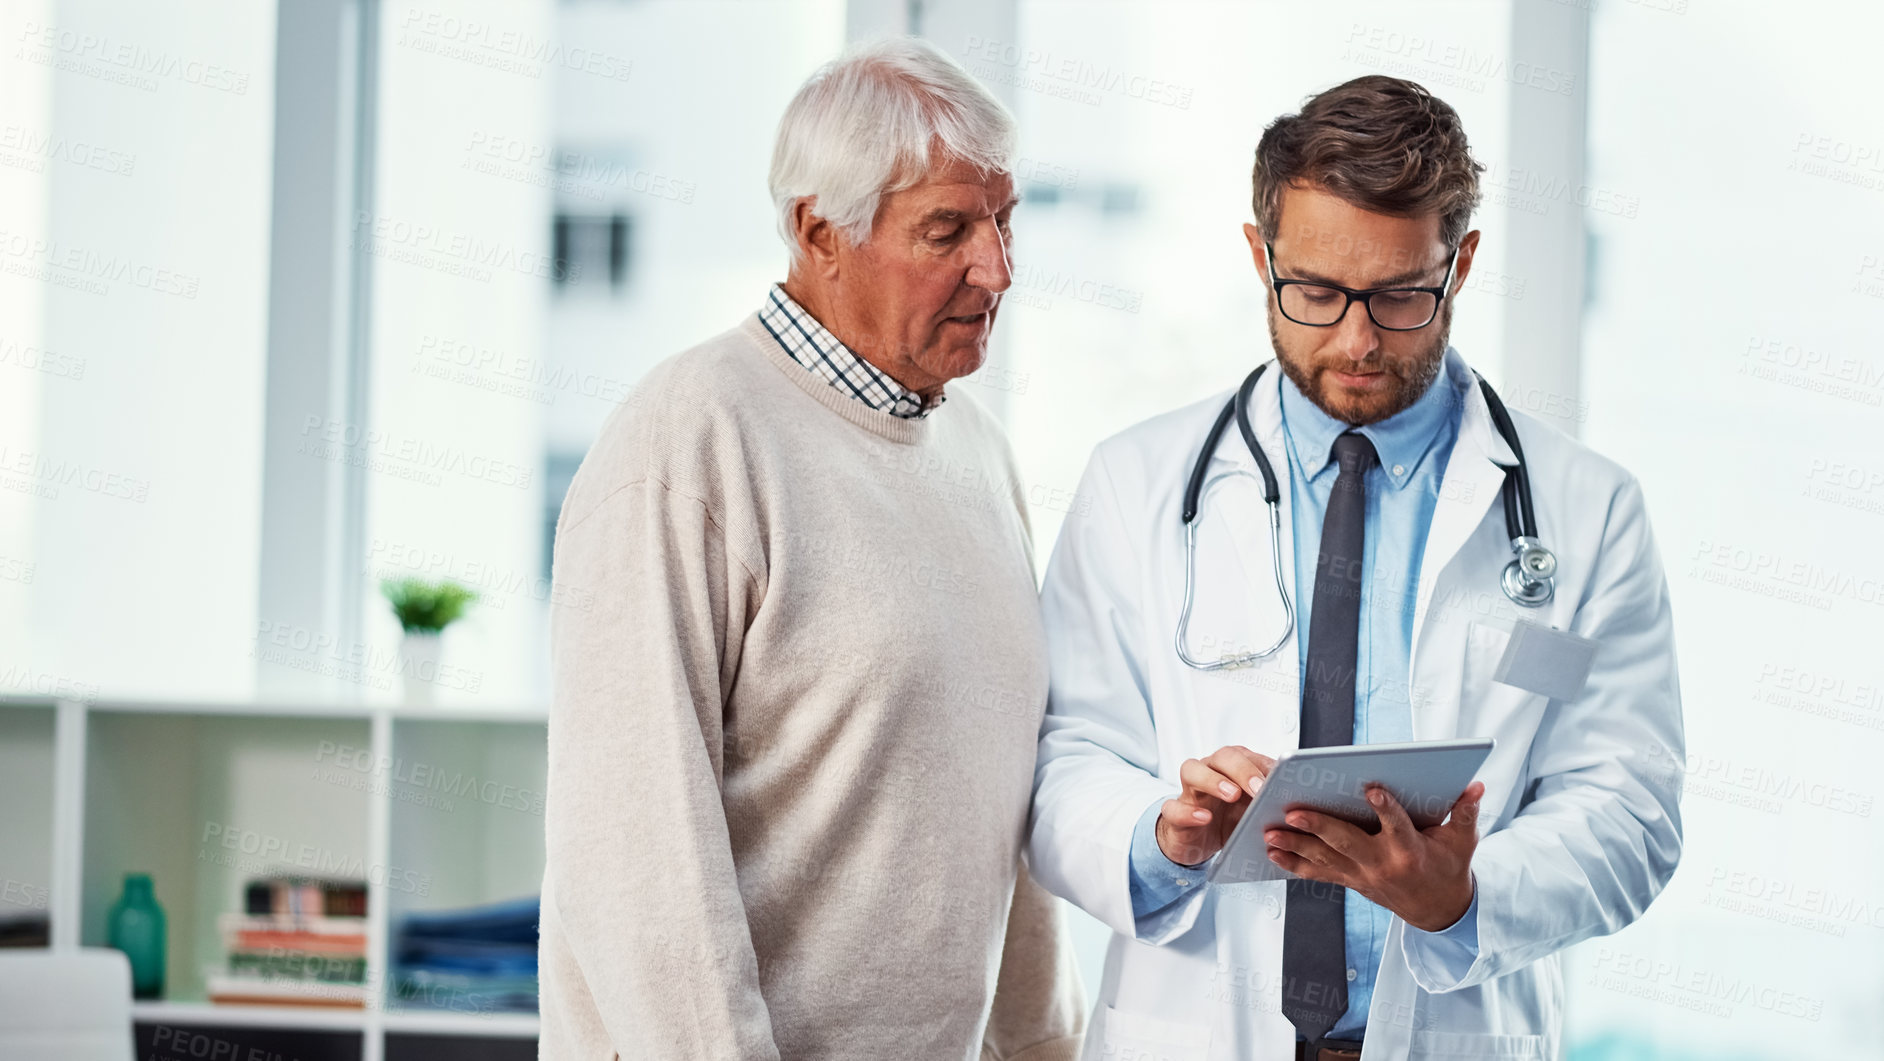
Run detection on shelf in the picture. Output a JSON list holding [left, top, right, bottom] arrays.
[[385, 704, 547, 724], [86, 698, 378, 719], [128, 1001, 541, 1038], [70, 698, 547, 723], [0, 706, 56, 944], [15, 696, 545, 1054], [83, 712, 377, 1005], [380, 1009, 539, 1038], [3, 694, 547, 722], [131, 999, 368, 1030]]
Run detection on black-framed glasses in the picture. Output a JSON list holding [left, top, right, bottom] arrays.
[[1264, 241, 1459, 331]]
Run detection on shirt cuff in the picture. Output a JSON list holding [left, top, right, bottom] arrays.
[[1403, 878, 1480, 982], [1127, 800, 1208, 919]]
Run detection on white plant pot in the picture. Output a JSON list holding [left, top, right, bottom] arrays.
[[400, 630, 442, 705]]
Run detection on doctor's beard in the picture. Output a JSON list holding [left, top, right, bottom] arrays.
[[1266, 297, 1451, 427]]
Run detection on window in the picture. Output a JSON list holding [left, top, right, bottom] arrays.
[[363, 0, 846, 704], [0, 3, 276, 700], [551, 211, 631, 292]]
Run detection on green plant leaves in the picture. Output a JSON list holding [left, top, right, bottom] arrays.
[[380, 577, 480, 632]]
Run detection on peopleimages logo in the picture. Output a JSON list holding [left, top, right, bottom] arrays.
[[199, 821, 430, 896], [351, 211, 578, 284], [1340, 23, 1576, 96], [0, 443, 149, 502], [14, 21, 251, 95], [0, 229, 199, 299], [315, 740, 545, 816], [463, 132, 694, 204], [961, 36, 1194, 110], [297, 415, 533, 490], [416, 333, 636, 405], [0, 124, 136, 176], [395, 7, 633, 82], [0, 335, 87, 380]]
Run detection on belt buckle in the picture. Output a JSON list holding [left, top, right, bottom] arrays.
[[1302, 1038, 1364, 1061]]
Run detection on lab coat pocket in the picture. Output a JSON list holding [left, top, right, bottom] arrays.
[[1407, 1029, 1548, 1059], [1490, 621, 1598, 702], [1093, 1004, 1211, 1061]]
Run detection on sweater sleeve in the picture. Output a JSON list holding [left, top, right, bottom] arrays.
[[979, 862, 1087, 1061], [545, 478, 777, 1060]]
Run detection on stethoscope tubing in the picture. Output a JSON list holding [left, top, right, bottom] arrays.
[[1175, 360, 1554, 670]]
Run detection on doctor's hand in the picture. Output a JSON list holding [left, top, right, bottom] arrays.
[[1264, 781, 1486, 933], [1156, 746, 1276, 868]]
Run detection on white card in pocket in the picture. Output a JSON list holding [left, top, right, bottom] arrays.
[[1492, 621, 1598, 701]]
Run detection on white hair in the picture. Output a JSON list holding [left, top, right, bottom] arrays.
[[769, 37, 1015, 265]]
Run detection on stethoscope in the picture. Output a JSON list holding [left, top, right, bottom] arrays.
[[1174, 362, 1558, 671]]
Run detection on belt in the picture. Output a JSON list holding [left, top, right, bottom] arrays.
[[1295, 1038, 1364, 1061]]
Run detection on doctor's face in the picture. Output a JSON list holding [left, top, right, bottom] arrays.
[[1244, 184, 1480, 426]]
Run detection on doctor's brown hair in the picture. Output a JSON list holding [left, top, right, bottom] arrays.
[[1252, 75, 1484, 248]]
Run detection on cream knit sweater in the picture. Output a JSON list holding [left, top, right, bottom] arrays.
[[539, 315, 1085, 1060]]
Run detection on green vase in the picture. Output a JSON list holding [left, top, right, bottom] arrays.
[[107, 872, 166, 1000]]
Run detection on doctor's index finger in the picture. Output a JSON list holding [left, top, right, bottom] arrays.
[[1280, 807, 1368, 855], [1178, 757, 1243, 805], [1202, 745, 1275, 796], [1366, 784, 1417, 838]]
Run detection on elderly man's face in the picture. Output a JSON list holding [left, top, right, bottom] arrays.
[[834, 156, 1017, 396]]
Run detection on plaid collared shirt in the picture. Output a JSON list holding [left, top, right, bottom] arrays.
[[757, 284, 941, 419]]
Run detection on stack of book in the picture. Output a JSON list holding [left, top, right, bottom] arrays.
[[0, 911, 49, 948], [206, 877, 369, 1008], [391, 895, 539, 1014]]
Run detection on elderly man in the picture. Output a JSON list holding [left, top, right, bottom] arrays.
[[538, 38, 1084, 1061]]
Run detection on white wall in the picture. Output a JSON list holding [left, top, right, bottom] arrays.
[[1564, 2, 1884, 1055]]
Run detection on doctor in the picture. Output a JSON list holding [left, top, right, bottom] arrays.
[[1026, 75, 1684, 1061]]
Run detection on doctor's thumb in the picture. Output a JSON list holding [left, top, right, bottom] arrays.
[[1445, 781, 1486, 837]]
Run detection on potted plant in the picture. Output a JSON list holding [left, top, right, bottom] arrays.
[[380, 577, 479, 704]]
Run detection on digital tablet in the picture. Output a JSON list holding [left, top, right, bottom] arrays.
[[1204, 738, 1494, 885]]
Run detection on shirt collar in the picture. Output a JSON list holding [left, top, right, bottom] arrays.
[[757, 284, 940, 419], [1279, 349, 1465, 489]]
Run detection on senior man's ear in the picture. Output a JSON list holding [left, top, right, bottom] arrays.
[[791, 198, 843, 277]]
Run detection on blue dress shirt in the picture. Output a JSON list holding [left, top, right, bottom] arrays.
[[1127, 351, 1481, 1037]]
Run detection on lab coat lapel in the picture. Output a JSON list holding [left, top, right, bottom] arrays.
[[1409, 366, 1517, 740]]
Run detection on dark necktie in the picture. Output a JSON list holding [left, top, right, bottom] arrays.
[[1283, 430, 1377, 1043]]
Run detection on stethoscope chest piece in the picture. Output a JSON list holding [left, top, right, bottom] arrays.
[[1501, 535, 1557, 606]]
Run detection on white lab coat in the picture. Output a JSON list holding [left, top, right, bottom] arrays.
[[1026, 350, 1684, 1061]]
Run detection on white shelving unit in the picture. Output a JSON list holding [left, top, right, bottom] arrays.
[[1, 695, 547, 1061]]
